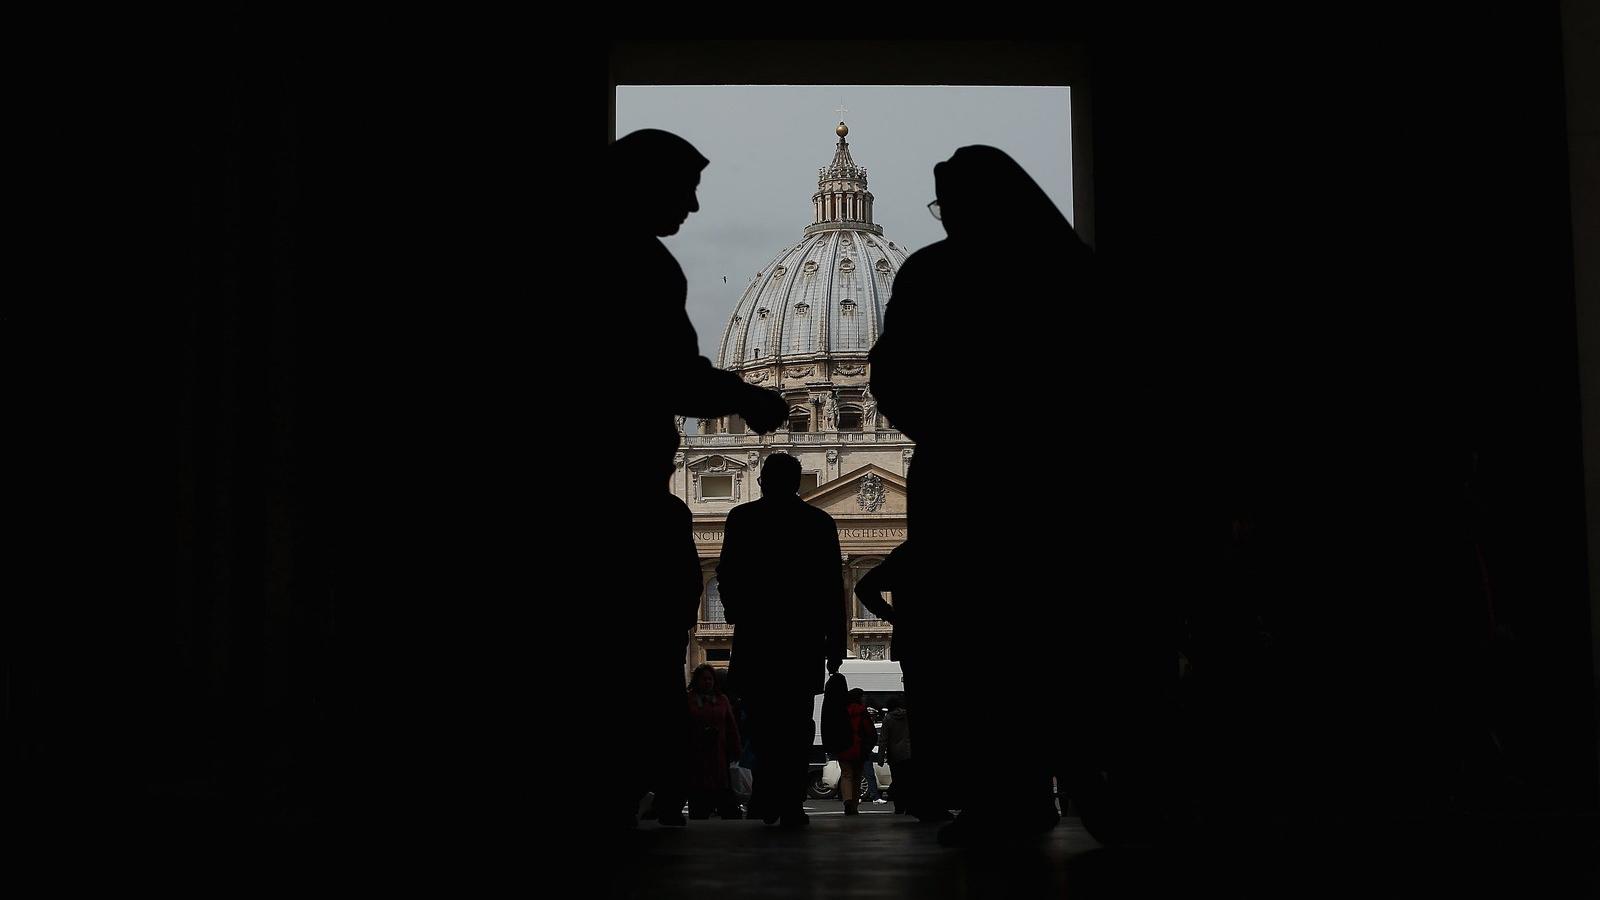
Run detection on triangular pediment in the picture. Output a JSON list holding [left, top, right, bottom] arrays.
[[685, 453, 752, 473], [802, 464, 907, 516]]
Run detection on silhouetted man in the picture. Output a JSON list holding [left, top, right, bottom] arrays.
[[717, 453, 846, 826], [603, 130, 786, 830], [627, 470, 710, 828], [606, 129, 786, 468]]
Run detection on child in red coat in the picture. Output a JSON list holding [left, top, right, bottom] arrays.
[[685, 664, 744, 819]]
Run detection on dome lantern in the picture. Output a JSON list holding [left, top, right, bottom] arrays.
[[715, 123, 912, 381], [809, 120, 880, 237]]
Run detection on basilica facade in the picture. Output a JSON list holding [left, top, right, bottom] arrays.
[[672, 122, 915, 671]]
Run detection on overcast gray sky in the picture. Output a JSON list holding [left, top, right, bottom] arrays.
[[616, 85, 1072, 430]]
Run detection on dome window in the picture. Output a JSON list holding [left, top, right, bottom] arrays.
[[794, 301, 810, 316], [840, 299, 858, 315], [802, 260, 819, 275], [774, 266, 787, 277], [839, 258, 856, 273], [731, 315, 741, 325], [757, 308, 770, 319], [875, 259, 891, 273]]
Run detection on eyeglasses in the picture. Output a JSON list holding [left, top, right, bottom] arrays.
[[926, 200, 941, 221]]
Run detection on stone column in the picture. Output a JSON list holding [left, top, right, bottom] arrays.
[[844, 561, 858, 622]]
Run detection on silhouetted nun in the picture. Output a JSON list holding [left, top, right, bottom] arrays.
[[870, 146, 1094, 844]]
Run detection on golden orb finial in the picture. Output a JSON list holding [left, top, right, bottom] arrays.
[[836, 121, 849, 137]]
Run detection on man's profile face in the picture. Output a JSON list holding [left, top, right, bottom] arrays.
[[654, 174, 701, 237]]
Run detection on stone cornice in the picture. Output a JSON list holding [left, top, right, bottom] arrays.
[[803, 222, 884, 237]]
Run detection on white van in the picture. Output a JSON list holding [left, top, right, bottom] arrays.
[[811, 659, 904, 744], [808, 659, 902, 799]]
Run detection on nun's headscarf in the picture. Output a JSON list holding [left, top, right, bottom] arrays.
[[933, 145, 1079, 247]]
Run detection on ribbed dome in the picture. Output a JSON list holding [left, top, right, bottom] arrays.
[[716, 230, 912, 369], [716, 122, 913, 372]]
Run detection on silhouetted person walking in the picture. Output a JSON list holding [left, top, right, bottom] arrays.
[[879, 694, 915, 815], [869, 145, 1094, 844], [718, 453, 847, 827], [835, 687, 877, 815], [604, 130, 787, 830], [684, 664, 745, 820]]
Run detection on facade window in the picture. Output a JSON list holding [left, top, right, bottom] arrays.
[[727, 414, 746, 434], [700, 475, 734, 500], [799, 472, 820, 493], [705, 649, 732, 661], [705, 579, 726, 622], [788, 411, 811, 433], [836, 409, 862, 431]]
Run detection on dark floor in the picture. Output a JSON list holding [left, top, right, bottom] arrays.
[[609, 809, 1600, 898]]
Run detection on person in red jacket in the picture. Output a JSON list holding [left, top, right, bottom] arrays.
[[835, 688, 879, 816], [684, 664, 744, 820]]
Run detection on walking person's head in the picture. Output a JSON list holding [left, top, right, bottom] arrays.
[[689, 663, 719, 695], [848, 687, 865, 707], [758, 453, 802, 497]]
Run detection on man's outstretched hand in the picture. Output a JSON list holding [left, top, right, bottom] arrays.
[[741, 388, 788, 434]]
